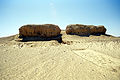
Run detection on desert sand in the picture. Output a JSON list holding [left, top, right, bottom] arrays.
[[0, 31, 120, 80]]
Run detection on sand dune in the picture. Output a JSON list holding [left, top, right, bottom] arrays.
[[0, 31, 120, 80]]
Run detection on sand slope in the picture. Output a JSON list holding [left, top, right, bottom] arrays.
[[0, 31, 120, 80]]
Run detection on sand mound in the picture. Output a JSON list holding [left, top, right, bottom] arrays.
[[0, 31, 120, 80]]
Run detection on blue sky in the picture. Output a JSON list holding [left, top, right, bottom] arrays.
[[0, 0, 120, 37]]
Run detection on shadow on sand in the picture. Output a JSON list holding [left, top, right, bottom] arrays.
[[67, 33, 107, 37], [67, 33, 90, 37], [19, 34, 63, 43]]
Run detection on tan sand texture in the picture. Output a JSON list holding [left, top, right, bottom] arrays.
[[0, 31, 120, 80]]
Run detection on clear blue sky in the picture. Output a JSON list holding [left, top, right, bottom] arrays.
[[0, 0, 120, 37]]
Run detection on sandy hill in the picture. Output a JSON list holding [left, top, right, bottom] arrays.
[[0, 31, 120, 80]]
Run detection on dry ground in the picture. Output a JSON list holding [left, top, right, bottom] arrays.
[[0, 31, 120, 80]]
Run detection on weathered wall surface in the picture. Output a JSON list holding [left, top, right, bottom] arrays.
[[66, 24, 106, 36], [19, 24, 61, 38]]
